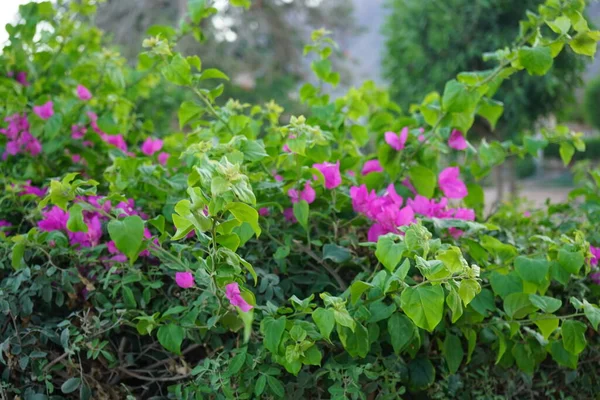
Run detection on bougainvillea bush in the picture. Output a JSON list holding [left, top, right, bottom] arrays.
[[2, 0, 600, 399]]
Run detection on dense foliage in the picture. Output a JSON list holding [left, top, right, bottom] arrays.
[[382, 0, 588, 136], [1, 1, 600, 399]]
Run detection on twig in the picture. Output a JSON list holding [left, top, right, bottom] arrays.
[[118, 367, 190, 382]]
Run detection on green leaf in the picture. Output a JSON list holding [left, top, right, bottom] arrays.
[[178, 101, 202, 128], [157, 323, 185, 354], [262, 317, 286, 353], [557, 249, 584, 274], [97, 114, 120, 134], [302, 345, 322, 366], [188, 0, 206, 23], [490, 271, 523, 298], [504, 293, 537, 319], [408, 166, 436, 198], [547, 16, 571, 35], [518, 46, 553, 76], [550, 340, 578, 369], [534, 314, 559, 339], [408, 357, 435, 390], [266, 376, 285, 397], [323, 244, 351, 263], [559, 142, 575, 166], [122, 286, 137, 308], [442, 79, 480, 113], [514, 256, 549, 284], [561, 320, 587, 355], [226, 202, 261, 237], [162, 54, 192, 86], [477, 97, 504, 129], [293, 200, 309, 231], [437, 246, 467, 274], [225, 350, 247, 377], [255, 375, 267, 397], [44, 113, 62, 138], [313, 308, 335, 340], [230, 0, 251, 8], [524, 136, 549, 156], [583, 300, 600, 330], [334, 310, 355, 331], [350, 281, 373, 305], [199, 68, 230, 81], [529, 294, 561, 313], [61, 377, 81, 394], [401, 285, 444, 332], [446, 288, 463, 323], [479, 140, 506, 167], [570, 31, 600, 57], [375, 235, 405, 272], [443, 334, 464, 374], [66, 204, 87, 233], [11, 242, 25, 270], [512, 343, 535, 375], [107, 216, 145, 263], [458, 279, 480, 306], [388, 313, 415, 354]]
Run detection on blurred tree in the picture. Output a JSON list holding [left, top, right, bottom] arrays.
[[382, 0, 588, 198], [94, 0, 356, 111], [382, 0, 587, 134]]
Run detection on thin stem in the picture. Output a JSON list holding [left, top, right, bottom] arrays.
[[192, 88, 236, 137]]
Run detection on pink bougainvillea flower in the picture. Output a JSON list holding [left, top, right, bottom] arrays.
[[76, 84, 92, 101], [361, 159, 383, 175], [71, 124, 86, 139], [33, 101, 54, 120], [349, 184, 377, 215], [438, 167, 468, 199], [101, 133, 128, 152], [402, 178, 417, 195], [288, 182, 316, 204], [347, 170, 356, 177], [590, 272, 600, 285], [20, 181, 47, 197], [141, 137, 164, 156], [448, 129, 467, 150], [386, 184, 403, 206], [367, 223, 387, 242], [175, 271, 195, 289], [259, 207, 270, 216], [69, 215, 103, 248], [158, 152, 170, 165], [283, 207, 296, 223], [385, 127, 409, 151], [0, 220, 11, 233], [418, 134, 426, 142], [225, 282, 253, 312], [523, 211, 532, 218], [408, 195, 447, 218], [313, 161, 342, 189], [1, 113, 41, 158], [38, 206, 69, 232], [451, 207, 475, 221], [16, 71, 29, 86], [590, 245, 600, 267]]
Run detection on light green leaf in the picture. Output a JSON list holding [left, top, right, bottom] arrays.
[[107, 216, 145, 263], [313, 308, 335, 340], [518, 46, 553, 76], [162, 54, 192, 86], [350, 281, 373, 305], [529, 294, 562, 313], [446, 288, 463, 323], [66, 204, 87, 233], [178, 101, 202, 128], [559, 142, 575, 166], [534, 314, 559, 339], [458, 279, 480, 306], [400, 285, 444, 332], [293, 200, 309, 231], [437, 246, 467, 274], [408, 166, 436, 198], [557, 249, 584, 274], [375, 234, 405, 272], [442, 79, 480, 113], [226, 202, 261, 237], [583, 300, 600, 330]]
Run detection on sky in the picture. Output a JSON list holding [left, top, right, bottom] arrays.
[[0, 0, 34, 45]]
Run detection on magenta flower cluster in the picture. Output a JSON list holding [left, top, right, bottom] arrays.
[[0, 113, 42, 159]]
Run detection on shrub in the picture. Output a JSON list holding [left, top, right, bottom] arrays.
[[584, 76, 600, 131], [1, 1, 600, 399]]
